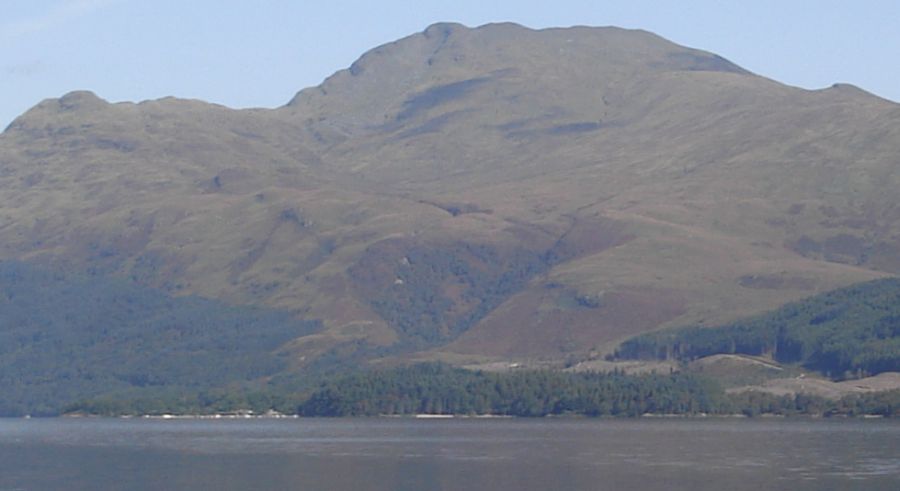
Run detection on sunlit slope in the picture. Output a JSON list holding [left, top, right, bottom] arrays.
[[1, 22, 898, 366]]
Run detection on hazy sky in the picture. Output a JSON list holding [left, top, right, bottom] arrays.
[[2, 0, 898, 128]]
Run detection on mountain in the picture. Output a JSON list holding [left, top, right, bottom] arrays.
[[2, 21, 899, 382]]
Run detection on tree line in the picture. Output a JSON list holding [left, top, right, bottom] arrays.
[[614, 278, 900, 378], [63, 363, 900, 418], [296, 364, 899, 418]]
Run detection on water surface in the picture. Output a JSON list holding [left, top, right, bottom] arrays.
[[0, 418, 897, 490]]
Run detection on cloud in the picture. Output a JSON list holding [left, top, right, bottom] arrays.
[[1, 0, 121, 40]]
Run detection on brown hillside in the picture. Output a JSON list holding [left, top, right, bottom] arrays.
[[1, 22, 898, 367]]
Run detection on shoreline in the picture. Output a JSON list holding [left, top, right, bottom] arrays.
[[43, 412, 890, 420]]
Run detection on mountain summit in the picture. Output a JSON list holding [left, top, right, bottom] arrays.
[[1, 23, 899, 372]]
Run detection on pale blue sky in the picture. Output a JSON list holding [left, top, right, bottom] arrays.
[[2, 1, 898, 128]]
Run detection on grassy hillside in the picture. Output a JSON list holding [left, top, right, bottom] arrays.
[[614, 278, 900, 378], [1, 22, 898, 370]]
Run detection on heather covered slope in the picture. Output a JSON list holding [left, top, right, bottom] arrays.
[[279, 22, 900, 359], [1, 22, 899, 372]]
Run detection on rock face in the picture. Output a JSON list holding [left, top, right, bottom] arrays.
[[2, 22, 899, 367]]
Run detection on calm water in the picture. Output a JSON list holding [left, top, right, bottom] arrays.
[[0, 418, 898, 491]]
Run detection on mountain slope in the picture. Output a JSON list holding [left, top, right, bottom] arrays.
[[615, 277, 900, 377], [0, 260, 319, 415], [1, 22, 899, 372]]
